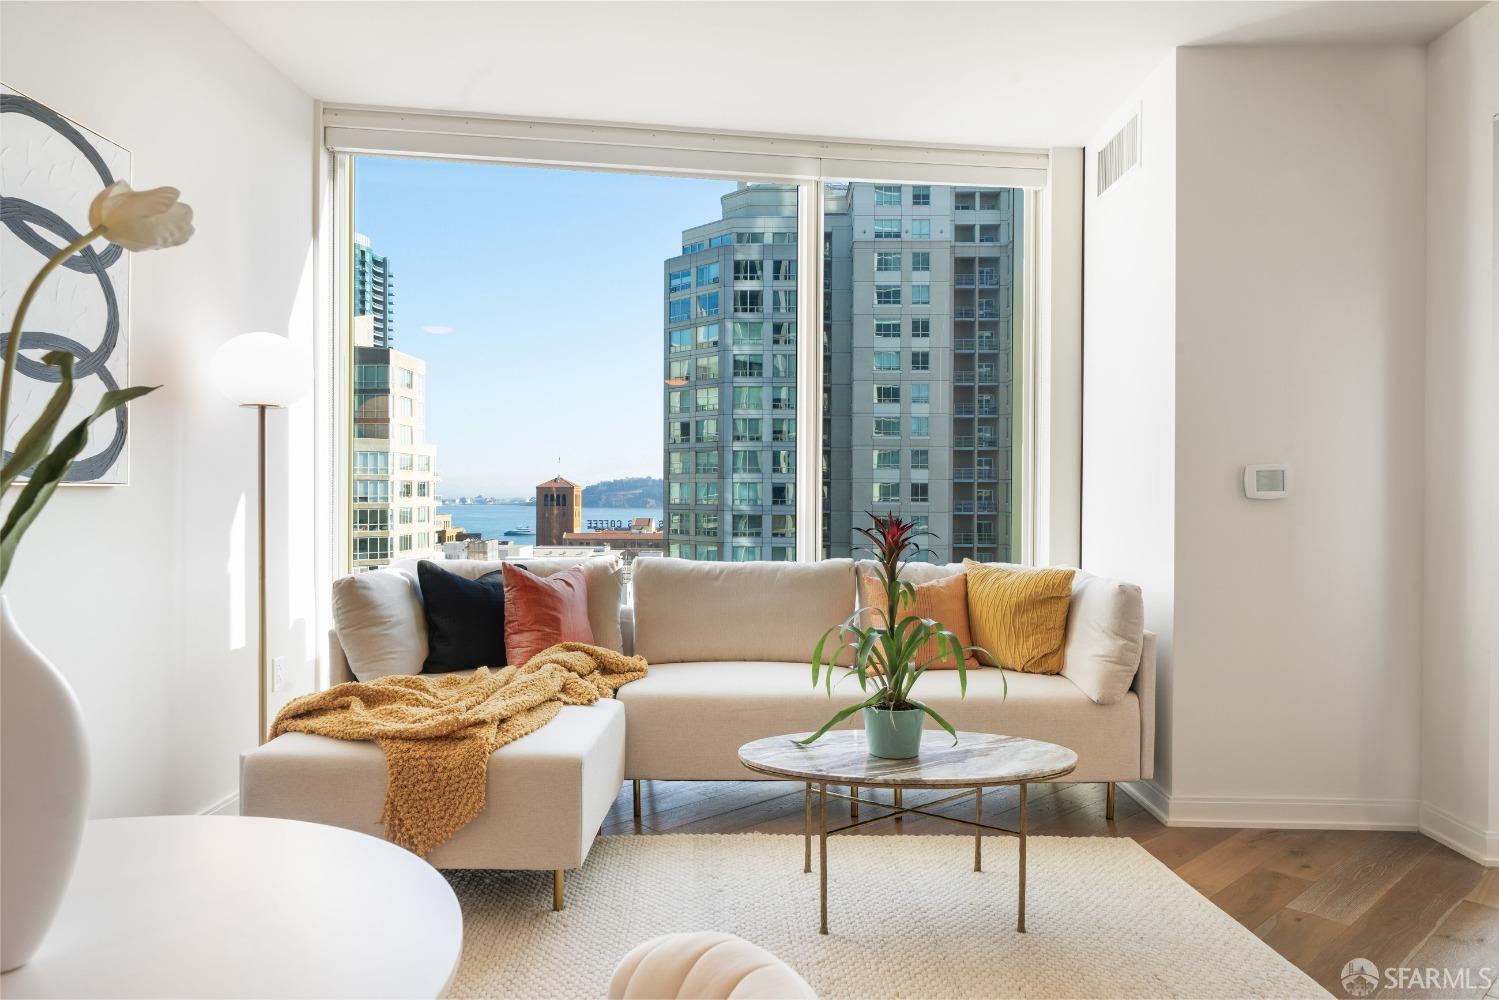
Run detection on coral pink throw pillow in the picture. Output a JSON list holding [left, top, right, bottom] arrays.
[[501, 563, 594, 665]]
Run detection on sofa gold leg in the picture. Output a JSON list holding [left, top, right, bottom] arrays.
[[553, 869, 564, 911], [850, 784, 859, 819], [632, 779, 641, 820], [1106, 782, 1116, 821]]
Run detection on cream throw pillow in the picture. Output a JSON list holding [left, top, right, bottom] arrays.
[[1060, 570, 1145, 704], [962, 560, 1075, 674], [332, 568, 428, 681]]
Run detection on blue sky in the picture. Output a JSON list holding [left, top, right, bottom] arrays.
[[355, 156, 735, 497]]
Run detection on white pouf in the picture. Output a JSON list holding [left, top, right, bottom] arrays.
[[609, 931, 816, 1000]]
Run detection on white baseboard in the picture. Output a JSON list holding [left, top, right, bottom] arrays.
[[1120, 782, 1421, 831], [1419, 803, 1499, 866], [1120, 779, 1171, 823], [201, 792, 240, 817]]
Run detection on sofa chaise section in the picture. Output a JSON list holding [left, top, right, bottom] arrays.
[[240, 700, 625, 872]]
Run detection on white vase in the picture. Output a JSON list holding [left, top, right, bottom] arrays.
[[1, 594, 90, 972]]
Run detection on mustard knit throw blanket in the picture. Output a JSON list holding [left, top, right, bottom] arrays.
[[270, 642, 648, 858]]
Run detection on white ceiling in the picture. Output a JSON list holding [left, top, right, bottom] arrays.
[[209, 0, 1482, 148]]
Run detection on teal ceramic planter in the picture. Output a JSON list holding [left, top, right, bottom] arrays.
[[863, 706, 924, 759]]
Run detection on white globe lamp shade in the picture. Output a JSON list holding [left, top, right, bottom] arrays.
[[210, 332, 310, 407]]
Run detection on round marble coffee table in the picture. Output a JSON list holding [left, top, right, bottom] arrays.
[[739, 730, 1077, 935]]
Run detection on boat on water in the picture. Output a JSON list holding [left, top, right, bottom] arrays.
[[503, 526, 533, 536]]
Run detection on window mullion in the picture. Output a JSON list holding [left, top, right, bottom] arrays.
[[795, 179, 825, 562]]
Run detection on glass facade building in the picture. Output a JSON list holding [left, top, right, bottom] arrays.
[[354, 232, 396, 348], [664, 183, 1020, 564]]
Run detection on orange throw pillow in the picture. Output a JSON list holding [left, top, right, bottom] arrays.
[[501, 564, 595, 666], [857, 569, 977, 669]]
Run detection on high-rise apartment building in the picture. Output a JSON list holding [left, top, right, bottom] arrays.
[[351, 317, 440, 569], [662, 185, 806, 562], [354, 232, 396, 348], [663, 183, 1019, 564]]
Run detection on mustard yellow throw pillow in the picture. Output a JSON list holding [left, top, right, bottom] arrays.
[[962, 561, 1075, 674]]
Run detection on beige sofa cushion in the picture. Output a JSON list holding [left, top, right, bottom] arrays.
[[632, 558, 855, 665], [1060, 571, 1146, 705], [616, 661, 1140, 783], [334, 556, 625, 681]]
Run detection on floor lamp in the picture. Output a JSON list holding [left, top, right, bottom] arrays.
[[210, 332, 310, 744]]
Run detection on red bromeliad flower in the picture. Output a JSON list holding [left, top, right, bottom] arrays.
[[852, 510, 919, 578]]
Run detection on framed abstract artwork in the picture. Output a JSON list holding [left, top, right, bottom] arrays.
[[1, 83, 133, 485]]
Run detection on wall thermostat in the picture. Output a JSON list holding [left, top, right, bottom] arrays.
[[1243, 465, 1290, 500]]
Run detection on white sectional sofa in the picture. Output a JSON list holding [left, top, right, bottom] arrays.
[[241, 555, 1154, 905]]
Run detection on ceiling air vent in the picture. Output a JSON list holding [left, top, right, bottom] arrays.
[[1096, 113, 1140, 196]]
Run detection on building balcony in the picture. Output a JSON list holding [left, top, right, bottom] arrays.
[[952, 532, 975, 546], [953, 501, 975, 514], [953, 371, 975, 384], [954, 307, 976, 320], [976, 502, 999, 514], [954, 435, 975, 448], [954, 274, 976, 288]]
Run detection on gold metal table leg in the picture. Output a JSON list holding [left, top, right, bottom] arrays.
[[803, 781, 812, 873], [632, 779, 641, 821], [1106, 781, 1116, 821], [894, 787, 903, 827], [850, 784, 859, 819], [1018, 783, 1028, 932], [818, 781, 829, 935], [974, 786, 983, 872]]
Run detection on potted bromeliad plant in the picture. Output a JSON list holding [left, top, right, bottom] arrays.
[[798, 511, 1003, 759]]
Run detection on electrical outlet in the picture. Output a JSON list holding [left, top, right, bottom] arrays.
[[271, 656, 286, 692]]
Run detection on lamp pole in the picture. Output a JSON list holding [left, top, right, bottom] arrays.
[[256, 403, 268, 745], [210, 331, 309, 749], [248, 404, 276, 745]]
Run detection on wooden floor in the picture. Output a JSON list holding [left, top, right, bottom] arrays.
[[603, 780, 1498, 998]]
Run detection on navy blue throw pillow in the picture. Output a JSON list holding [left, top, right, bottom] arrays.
[[417, 560, 509, 673]]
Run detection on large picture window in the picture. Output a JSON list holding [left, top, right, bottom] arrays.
[[331, 117, 1041, 578]]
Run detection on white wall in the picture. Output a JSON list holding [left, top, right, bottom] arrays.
[[1087, 45, 1436, 832], [1172, 46, 1427, 827], [0, 2, 316, 817], [1082, 55, 1179, 800], [1422, 3, 1499, 864]]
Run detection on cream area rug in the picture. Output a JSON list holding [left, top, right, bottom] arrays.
[[445, 833, 1327, 999]]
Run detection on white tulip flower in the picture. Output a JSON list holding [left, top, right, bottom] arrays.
[[87, 181, 194, 251]]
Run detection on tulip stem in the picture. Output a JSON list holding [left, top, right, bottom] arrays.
[[0, 225, 106, 458]]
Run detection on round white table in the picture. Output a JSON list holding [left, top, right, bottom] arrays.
[[0, 815, 462, 999]]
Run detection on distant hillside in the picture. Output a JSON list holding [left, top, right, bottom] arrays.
[[582, 477, 662, 508]]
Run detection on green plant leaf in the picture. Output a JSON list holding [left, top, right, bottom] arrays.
[[0, 351, 75, 494], [810, 625, 836, 686], [908, 697, 959, 744], [794, 689, 886, 746], [0, 383, 156, 585]]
